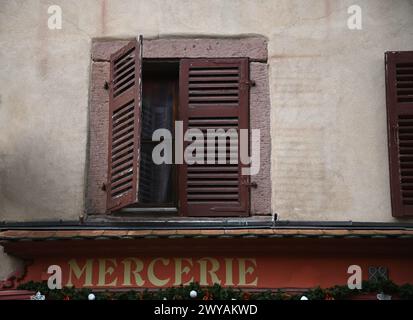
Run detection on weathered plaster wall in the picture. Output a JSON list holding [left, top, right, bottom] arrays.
[[1, 0, 413, 232], [0, 246, 22, 281]]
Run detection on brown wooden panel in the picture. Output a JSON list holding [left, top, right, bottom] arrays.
[[107, 37, 142, 211], [179, 58, 250, 217], [386, 51, 413, 217]]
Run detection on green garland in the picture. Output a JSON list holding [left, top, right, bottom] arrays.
[[17, 279, 413, 300]]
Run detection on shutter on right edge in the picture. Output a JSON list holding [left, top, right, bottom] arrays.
[[386, 51, 413, 217], [179, 58, 250, 217]]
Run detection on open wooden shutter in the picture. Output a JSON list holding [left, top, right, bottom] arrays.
[[106, 37, 142, 211], [386, 51, 413, 217], [179, 58, 250, 216]]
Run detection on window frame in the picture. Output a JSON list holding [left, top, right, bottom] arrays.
[[86, 37, 271, 218]]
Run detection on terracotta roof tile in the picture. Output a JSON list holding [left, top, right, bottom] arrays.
[[273, 229, 300, 236], [51, 230, 79, 238], [0, 230, 30, 239], [127, 230, 153, 237], [152, 230, 177, 236], [199, 229, 222, 236], [77, 230, 104, 238], [176, 229, 203, 235], [323, 229, 350, 236], [102, 230, 129, 238], [296, 229, 322, 236], [224, 229, 249, 236], [1, 228, 413, 242]]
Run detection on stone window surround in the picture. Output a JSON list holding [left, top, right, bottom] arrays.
[[86, 36, 271, 217]]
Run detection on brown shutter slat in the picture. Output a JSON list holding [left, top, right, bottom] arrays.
[[386, 51, 413, 217], [107, 37, 142, 211], [179, 58, 250, 217]]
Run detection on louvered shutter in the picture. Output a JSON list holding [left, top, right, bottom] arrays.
[[179, 59, 250, 216], [106, 38, 142, 211], [386, 51, 413, 217]]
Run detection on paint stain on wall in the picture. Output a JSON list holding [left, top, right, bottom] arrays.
[[271, 54, 351, 219], [101, 0, 107, 35], [36, 3, 48, 79], [274, 127, 351, 219]]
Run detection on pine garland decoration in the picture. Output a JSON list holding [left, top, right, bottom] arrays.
[[17, 278, 413, 300]]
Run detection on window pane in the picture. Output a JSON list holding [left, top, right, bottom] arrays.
[[138, 66, 178, 205], [141, 82, 174, 140], [139, 143, 173, 204]]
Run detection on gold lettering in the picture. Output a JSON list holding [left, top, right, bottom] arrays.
[[148, 258, 170, 286], [174, 258, 194, 286], [224, 258, 234, 286], [121, 258, 145, 286], [238, 258, 258, 286], [66, 259, 93, 287], [97, 258, 118, 287], [198, 257, 221, 286]]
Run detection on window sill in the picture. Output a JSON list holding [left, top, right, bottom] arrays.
[[85, 214, 274, 229], [116, 207, 178, 215]]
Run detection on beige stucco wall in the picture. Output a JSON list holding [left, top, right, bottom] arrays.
[[1, 0, 413, 232]]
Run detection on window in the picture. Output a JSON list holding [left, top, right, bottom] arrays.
[[385, 51, 413, 217], [106, 39, 251, 217], [86, 37, 271, 218]]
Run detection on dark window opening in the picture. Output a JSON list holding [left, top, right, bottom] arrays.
[[137, 60, 179, 207]]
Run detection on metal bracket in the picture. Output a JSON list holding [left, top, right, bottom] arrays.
[[242, 80, 256, 87], [242, 181, 258, 188]]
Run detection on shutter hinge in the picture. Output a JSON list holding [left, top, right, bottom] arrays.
[[101, 183, 107, 192], [104, 81, 110, 90], [242, 181, 257, 188], [393, 124, 399, 144], [242, 80, 256, 87]]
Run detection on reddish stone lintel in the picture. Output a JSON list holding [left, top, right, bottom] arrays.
[[92, 37, 268, 62]]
